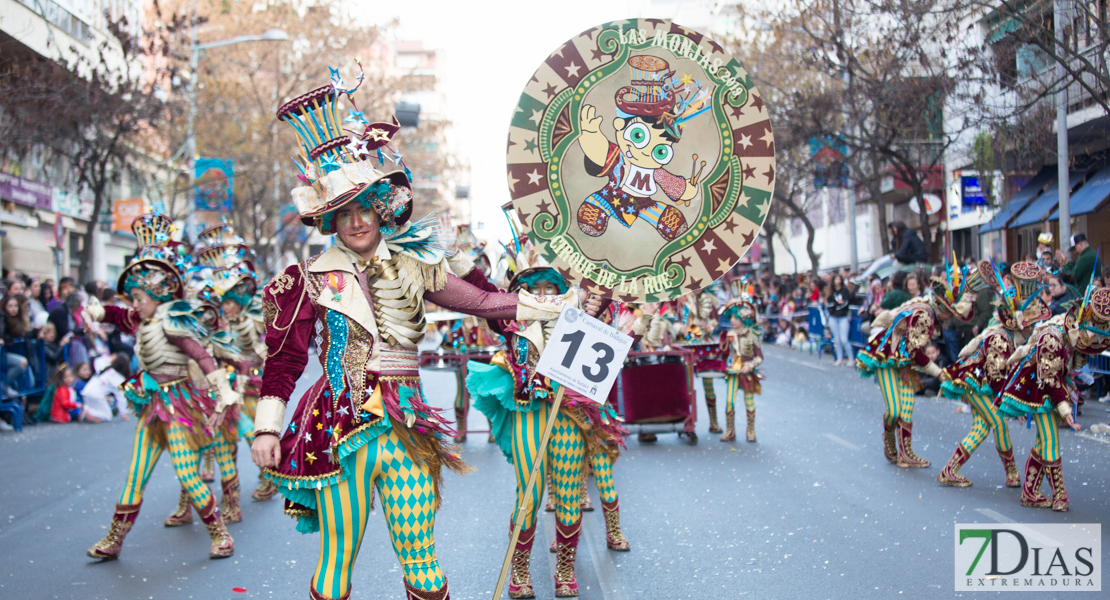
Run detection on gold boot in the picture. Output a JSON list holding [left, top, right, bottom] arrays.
[[745, 409, 756, 442], [198, 498, 234, 558], [87, 503, 141, 560], [896, 419, 930, 468], [251, 475, 279, 501], [164, 488, 193, 527], [508, 523, 536, 599], [703, 379, 722, 434], [719, 410, 736, 442], [601, 498, 630, 551], [221, 475, 242, 524]]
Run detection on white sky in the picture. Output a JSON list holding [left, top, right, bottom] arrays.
[[364, 0, 722, 243]]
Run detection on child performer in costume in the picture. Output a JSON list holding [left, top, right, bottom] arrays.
[[463, 244, 627, 598], [998, 282, 1110, 511], [857, 263, 975, 467], [84, 212, 242, 561], [720, 299, 764, 442], [937, 261, 1045, 488], [250, 70, 569, 600]]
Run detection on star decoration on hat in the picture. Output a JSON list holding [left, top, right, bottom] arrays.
[[344, 109, 369, 125], [389, 150, 404, 165], [319, 154, 341, 174], [346, 138, 369, 157], [329, 66, 345, 91], [365, 127, 391, 143]]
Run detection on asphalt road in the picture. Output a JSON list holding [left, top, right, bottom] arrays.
[[2, 345, 1108, 599]]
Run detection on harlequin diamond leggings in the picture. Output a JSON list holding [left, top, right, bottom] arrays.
[[118, 420, 213, 510], [875, 366, 916, 427], [959, 391, 1013, 455], [511, 403, 586, 529], [587, 451, 618, 503], [312, 428, 444, 598]]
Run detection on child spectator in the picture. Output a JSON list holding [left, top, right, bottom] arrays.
[[80, 355, 131, 422], [44, 365, 88, 423], [918, 344, 950, 397], [73, 361, 93, 396]]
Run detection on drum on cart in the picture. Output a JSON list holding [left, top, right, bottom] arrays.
[[610, 349, 698, 445]]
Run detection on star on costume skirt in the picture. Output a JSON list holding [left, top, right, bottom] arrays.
[[337, 406, 350, 416], [306, 452, 317, 464]]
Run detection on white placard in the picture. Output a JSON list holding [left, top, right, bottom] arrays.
[[535, 305, 634, 404]]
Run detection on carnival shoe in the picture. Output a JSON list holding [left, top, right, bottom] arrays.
[[309, 585, 350, 600], [579, 481, 593, 512], [508, 522, 536, 599], [87, 502, 141, 560], [404, 578, 450, 600], [198, 498, 234, 558], [221, 474, 242, 524], [895, 419, 930, 468], [936, 446, 972, 487], [601, 498, 630, 551], [252, 475, 280, 501], [745, 409, 757, 442], [553, 519, 581, 597], [998, 448, 1020, 487], [719, 410, 736, 442], [1020, 450, 1052, 508], [1044, 458, 1070, 512], [882, 422, 905, 466], [164, 488, 193, 526]]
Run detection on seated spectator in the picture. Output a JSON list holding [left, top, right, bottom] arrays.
[[80, 355, 131, 422], [43, 364, 88, 423], [905, 273, 922, 298], [72, 361, 93, 396], [918, 344, 950, 396], [41, 323, 72, 376], [0, 293, 37, 393]]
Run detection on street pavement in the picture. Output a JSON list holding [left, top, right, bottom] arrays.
[[1, 345, 1108, 599]]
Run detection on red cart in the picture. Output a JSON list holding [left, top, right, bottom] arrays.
[[610, 348, 699, 445]]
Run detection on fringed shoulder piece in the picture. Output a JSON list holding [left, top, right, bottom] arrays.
[[208, 330, 241, 361], [385, 213, 451, 292], [161, 299, 210, 341]]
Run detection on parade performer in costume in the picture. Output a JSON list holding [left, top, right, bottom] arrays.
[[937, 261, 1043, 488], [84, 212, 242, 560], [250, 69, 570, 600], [463, 243, 628, 598], [857, 263, 975, 467], [719, 299, 764, 442], [683, 287, 725, 434], [163, 273, 246, 527], [998, 280, 1110, 511]]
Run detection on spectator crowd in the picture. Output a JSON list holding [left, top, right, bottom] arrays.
[[0, 272, 134, 431]]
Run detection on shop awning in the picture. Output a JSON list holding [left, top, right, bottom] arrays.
[[979, 166, 1054, 233], [1008, 170, 1086, 229], [1048, 163, 1110, 220]]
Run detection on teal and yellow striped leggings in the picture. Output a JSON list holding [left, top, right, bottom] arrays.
[[511, 403, 586, 529], [1032, 412, 1062, 462], [312, 428, 444, 599], [118, 421, 213, 509], [959, 391, 1013, 455], [875, 366, 916, 427], [725, 375, 755, 413]]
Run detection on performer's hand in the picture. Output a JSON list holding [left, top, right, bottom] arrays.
[[585, 294, 604, 317], [205, 410, 226, 432], [580, 104, 603, 134], [252, 434, 282, 469]]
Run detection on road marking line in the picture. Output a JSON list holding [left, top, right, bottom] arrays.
[[540, 514, 558, 595], [973, 509, 1062, 547], [582, 505, 629, 600], [1075, 432, 1110, 445], [823, 433, 860, 451]]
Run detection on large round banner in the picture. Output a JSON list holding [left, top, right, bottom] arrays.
[[506, 19, 775, 302]]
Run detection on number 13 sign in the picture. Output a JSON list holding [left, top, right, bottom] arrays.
[[536, 305, 634, 404]]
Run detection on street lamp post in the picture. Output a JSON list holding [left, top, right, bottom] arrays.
[[185, 14, 287, 240]]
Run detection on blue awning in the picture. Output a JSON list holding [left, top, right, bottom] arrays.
[[1048, 163, 1110, 220], [1009, 170, 1087, 228], [979, 166, 1054, 233]]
